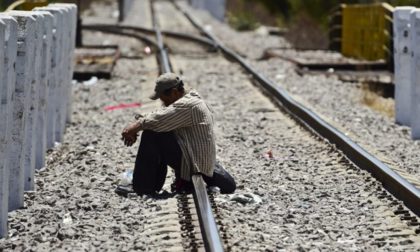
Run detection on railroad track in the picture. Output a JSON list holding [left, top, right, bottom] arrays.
[[151, 1, 224, 251], [81, 0, 420, 250], [84, 2, 227, 251], [169, 1, 420, 215]]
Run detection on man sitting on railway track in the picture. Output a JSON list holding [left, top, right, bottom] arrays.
[[118, 72, 236, 196]]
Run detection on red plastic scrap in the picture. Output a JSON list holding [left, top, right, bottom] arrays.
[[104, 102, 142, 111], [262, 149, 274, 159]]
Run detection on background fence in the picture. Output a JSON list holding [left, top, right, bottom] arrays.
[[0, 3, 77, 238]]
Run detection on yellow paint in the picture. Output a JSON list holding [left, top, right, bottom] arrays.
[[6, 0, 48, 11], [21, 1, 48, 10], [342, 3, 394, 61]]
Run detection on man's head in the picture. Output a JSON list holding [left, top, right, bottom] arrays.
[[150, 73, 185, 106]]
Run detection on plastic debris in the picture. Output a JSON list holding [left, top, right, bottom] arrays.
[[275, 74, 285, 80], [62, 213, 73, 225], [263, 149, 274, 159], [104, 102, 142, 111], [112, 10, 119, 18], [102, 40, 111, 46], [144, 46, 151, 55], [255, 26, 269, 36], [119, 170, 133, 186], [230, 193, 262, 204], [208, 186, 220, 193], [204, 25, 212, 32], [82, 76, 98, 86]]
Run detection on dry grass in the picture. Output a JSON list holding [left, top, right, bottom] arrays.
[[360, 83, 395, 118]]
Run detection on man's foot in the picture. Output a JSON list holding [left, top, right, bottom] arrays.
[[115, 185, 134, 197], [171, 179, 193, 193]]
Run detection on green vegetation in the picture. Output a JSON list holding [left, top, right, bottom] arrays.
[[0, 0, 11, 11], [227, 0, 420, 30], [227, 0, 420, 49]]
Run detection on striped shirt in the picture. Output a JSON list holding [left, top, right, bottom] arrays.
[[139, 90, 216, 181]]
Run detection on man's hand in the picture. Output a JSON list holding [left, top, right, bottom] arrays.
[[122, 134, 137, 147], [121, 121, 142, 147]]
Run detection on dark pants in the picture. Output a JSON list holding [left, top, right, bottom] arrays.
[[133, 130, 236, 194]]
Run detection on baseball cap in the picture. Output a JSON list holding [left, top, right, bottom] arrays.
[[150, 73, 182, 100]]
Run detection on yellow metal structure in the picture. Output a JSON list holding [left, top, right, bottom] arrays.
[[341, 3, 394, 61], [6, 0, 48, 11]]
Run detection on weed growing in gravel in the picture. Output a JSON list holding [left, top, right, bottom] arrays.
[[361, 83, 395, 118]]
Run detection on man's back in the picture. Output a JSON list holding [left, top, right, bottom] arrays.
[[141, 90, 216, 180]]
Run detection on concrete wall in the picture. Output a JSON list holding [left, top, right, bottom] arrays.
[[410, 10, 420, 139], [394, 7, 414, 127], [0, 4, 77, 238], [394, 7, 420, 139]]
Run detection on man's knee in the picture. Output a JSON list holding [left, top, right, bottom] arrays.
[[140, 130, 158, 140]]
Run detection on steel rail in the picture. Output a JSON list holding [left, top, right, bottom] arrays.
[[84, 19, 224, 252], [172, 1, 420, 217], [82, 23, 217, 49], [150, 0, 171, 73], [150, 1, 224, 251], [81, 26, 159, 49]]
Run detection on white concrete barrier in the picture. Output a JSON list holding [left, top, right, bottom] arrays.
[[394, 7, 414, 126], [51, 4, 77, 124], [50, 4, 77, 125], [0, 14, 17, 239], [7, 11, 36, 211], [33, 7, 58, 149], [0, 17, 7, 240], [22, 12, 44, 191], [55, 7, 68, 141], [51, 4, 70, 126], [33, 11, 53, 171], [0, 4, 76, 238], [411, 10, 420, 139], [40, 7, 65, 143]]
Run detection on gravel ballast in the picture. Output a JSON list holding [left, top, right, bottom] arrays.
[[1, 1, 419, 251]]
